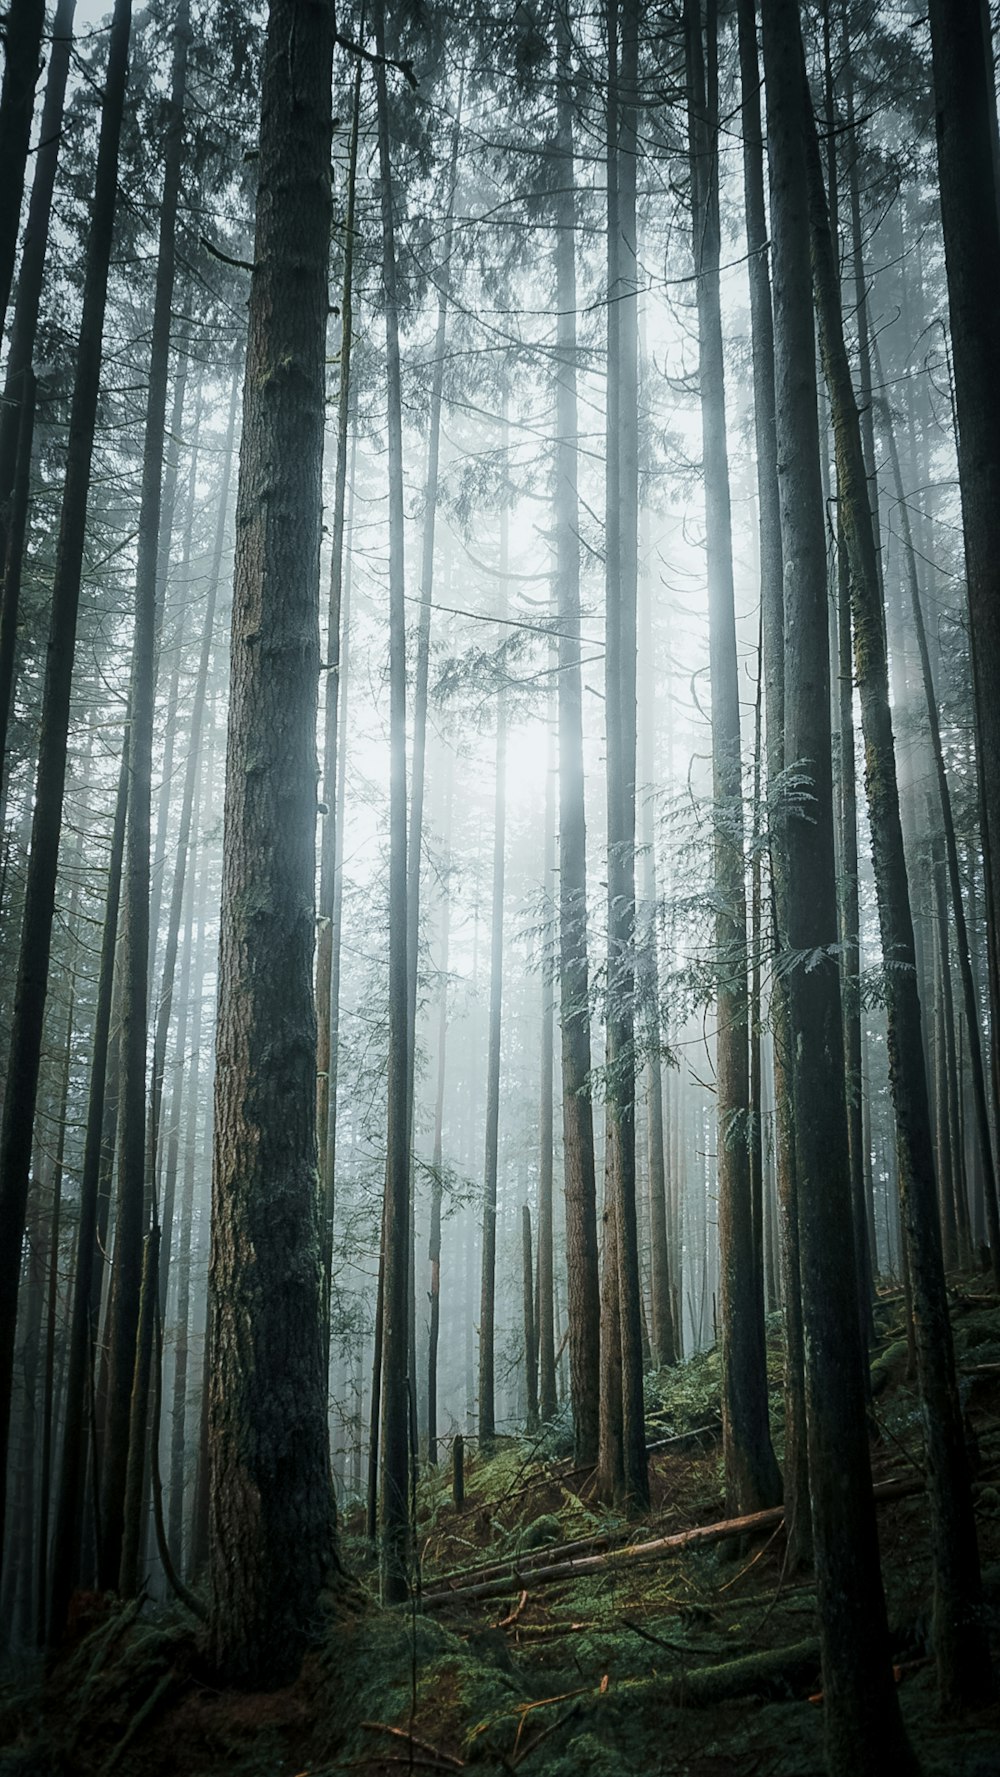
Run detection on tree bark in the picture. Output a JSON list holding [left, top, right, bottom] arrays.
[[926, 0, 1000, 1195], [686, 0, 779, 1516], [553, 5, 600, 1470], [207, 0, 339, 1685], [804, 62, 993, 1715], [760, 5, 917, 1770], [102, 0, 190, 1592], [0, 0, 46, 332], [374, 0, 411, 1606], [736, 0, 809, 1566]]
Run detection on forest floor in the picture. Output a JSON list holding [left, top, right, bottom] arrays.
[[3, 1284, 1000, 1775]]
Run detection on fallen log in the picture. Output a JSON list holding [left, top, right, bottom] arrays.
[[420, 1474, 922, 1610]]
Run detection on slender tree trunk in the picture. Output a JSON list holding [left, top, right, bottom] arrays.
[[760, 6, 917, 1770], [153, 362, 237, 1315], [426, 766, 452, 1467], [0, 0, 132, 1591], [804, 66, 993, 1714], [553, 6, 600, 1470], [374, 0, 411, 1606], [478, 611, 507, 1453], [36, 951, 78, 1641], [317, 64, 361, 1350], [639, 564, 674, 1370], [522, 1205, 539, 1435], [687, 0, 779, 1515], [736, 0, 809, 1565], [207, 0, 339, 1685], [537, 723, 558, 1420], [598, 0, 647, 1516], [103, 0, 190, 1592], [167, 819, 204, 1565], [49, 732, 128, 1638]]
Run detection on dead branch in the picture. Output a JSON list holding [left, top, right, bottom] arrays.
[[420, 1475, 921, 1609]]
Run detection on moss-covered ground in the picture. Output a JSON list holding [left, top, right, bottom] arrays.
[[3, 1283, 1000, 1775]]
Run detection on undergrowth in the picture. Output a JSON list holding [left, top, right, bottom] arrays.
[[3, 1282, 1000, 1776]]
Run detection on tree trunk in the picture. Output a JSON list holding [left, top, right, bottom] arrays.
[[760, 5, 917, 1770], [926, 0, 1000, 1202], [207, 0, 339, 1685], [0, 0, 46, 331], [598, 0, 647, 1517], [736, 0, 809, 1565], [522, 1205, 539, 1435], [478, 630, 507, 1453], [426, 767, 452, 1467], [317, 63, 361, 1351], [553, 6, 600, 1470], [687, 0, 779, 1515], [153, 360, 237, 1315], [537, 722, 558, 1421], [0, 0, 132, 1593], [102, 0, 189, 1592], [374, 0, 411, 1607], [804, 63, 992, 1715]]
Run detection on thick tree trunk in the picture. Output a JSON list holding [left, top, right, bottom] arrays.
[[0, 0, 132, 1593], [760, 5, 916, 1770], [804, 69, 992, 1715], [926, 0, 1000, 1194], [553, 7, 600, 1470], [0, 0, 46, 331], [207, 0, 339, 1685]]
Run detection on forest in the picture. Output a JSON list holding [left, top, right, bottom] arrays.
[[1, 0, 1000, 1772]]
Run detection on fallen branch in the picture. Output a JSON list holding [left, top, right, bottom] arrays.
[[420, 1475, 921, 1610], [360, 1721, 463, 1770], [496, 1588, 528, 1630]]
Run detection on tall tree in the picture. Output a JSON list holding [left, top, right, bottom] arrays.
[[207, 0, 339, 1685], [0, 0, 76, 787], [926, 0, 1000, 1175], [0, 0, 46, 332], [686, 0, 779, 1515], [0, 0, 133, 1593], [553, 1, 601, 1470], [374, 0, 412, 1606], [598, 0, 647, 1513], [102, 0, 191, 1589], [760, 2, 917, 1770], [803, 54, 993, 1714]]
